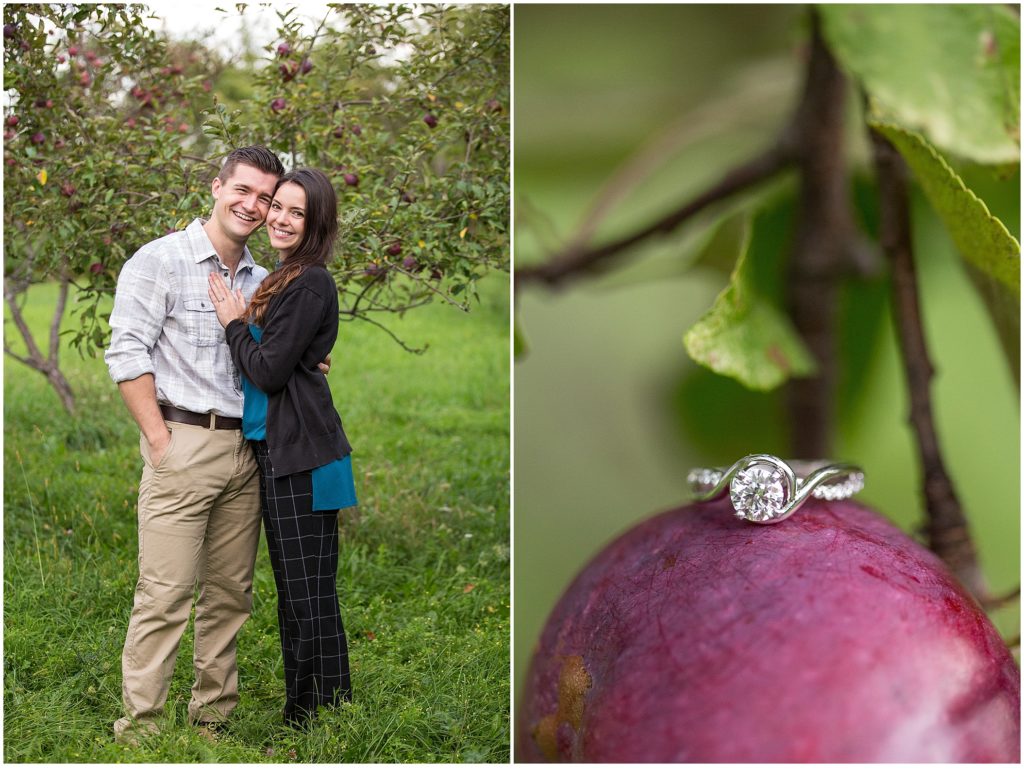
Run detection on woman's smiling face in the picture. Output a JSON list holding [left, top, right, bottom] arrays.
[[267, 181, 306, 258]]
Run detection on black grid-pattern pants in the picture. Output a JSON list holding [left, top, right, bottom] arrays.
[[251, 440, 352, 725]]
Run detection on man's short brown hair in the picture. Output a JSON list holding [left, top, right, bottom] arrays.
[[217, 145, 285, 182]]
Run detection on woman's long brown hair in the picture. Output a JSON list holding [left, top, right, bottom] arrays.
[[244, 167, 338, 326]]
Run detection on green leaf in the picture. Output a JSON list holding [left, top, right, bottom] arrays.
[[683, 214, 816, 391], [871, 120, 1020, 382], [821, 4, 1019, 163]]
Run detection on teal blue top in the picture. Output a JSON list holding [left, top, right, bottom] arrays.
[[242, 324, 357, 511]]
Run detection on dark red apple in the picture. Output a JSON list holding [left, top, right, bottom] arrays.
[[6, 115, 18, 127], [343, 172, 358, 187], [276, 42, 291, 58], [279, 61, 298, 82], [423, 113, 438, 128], [270, 98, 287, 112], [518, 499, 1020, 763], [386, 242, 402, 256]]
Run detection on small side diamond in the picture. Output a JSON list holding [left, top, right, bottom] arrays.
[[730, 466, 787, 522]]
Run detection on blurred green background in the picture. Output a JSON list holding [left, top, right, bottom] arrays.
[[514, 4, 1020, 696]]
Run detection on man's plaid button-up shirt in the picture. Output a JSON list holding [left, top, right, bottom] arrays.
[[105, 218, 269, 417]]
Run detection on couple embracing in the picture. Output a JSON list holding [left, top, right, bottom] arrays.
[[105, 146, 355, 741]]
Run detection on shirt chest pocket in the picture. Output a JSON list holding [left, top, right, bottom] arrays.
[[182, 296, 225, 346]]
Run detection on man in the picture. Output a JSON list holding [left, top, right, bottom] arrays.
[[105, 145, 284, 742]]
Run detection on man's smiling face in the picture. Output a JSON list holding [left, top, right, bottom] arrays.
[[210, 162, 280, 243]]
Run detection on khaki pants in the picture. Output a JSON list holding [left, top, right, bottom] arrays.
[[119, 420, 261, 733]]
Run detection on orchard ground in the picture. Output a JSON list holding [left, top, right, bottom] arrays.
[[3, 274, 510, 763]]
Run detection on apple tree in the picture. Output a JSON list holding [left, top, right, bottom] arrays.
[[3, 3, 510, 410], [3, 3, 226, 412], [205, 3, 510, 350]]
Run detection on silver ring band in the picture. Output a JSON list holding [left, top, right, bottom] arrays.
[[688, 454, 864, 524]]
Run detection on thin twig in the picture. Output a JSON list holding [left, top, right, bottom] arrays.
[[516, 135, 798, 288], [347, 311, 427, 354], [870, 128, 986, 600]]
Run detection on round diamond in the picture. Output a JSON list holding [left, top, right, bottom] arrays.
[[730, 466, 787, 522]]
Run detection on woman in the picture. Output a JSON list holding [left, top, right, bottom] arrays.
[[208, 167, 355, 727]]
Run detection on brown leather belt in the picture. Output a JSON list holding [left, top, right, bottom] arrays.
[[160, 404, 242, 430]]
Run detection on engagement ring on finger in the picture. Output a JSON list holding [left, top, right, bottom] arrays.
[[688, 454, 864, 524]]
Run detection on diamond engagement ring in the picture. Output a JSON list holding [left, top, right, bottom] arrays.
[[688, 454, 864, 524]]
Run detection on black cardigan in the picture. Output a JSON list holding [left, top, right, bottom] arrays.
[[225, 265, 351, 476]]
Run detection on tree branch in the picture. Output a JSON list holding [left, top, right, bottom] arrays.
[[3, 277, 77, 412], [516, 137, 798, 288], [346, 311, 428, 354], [870, 129, 986, 600], [4, 283, 47, 369], [982, 586, 1020, 612], [48, 273, 70, 360], [784, 11, 865, 458]]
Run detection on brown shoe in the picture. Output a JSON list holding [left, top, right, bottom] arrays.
[[114, 717, 159, 746], [194, 722, 224, 743]]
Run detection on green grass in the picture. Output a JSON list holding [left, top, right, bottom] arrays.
[[3, 274, 510, 763]]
